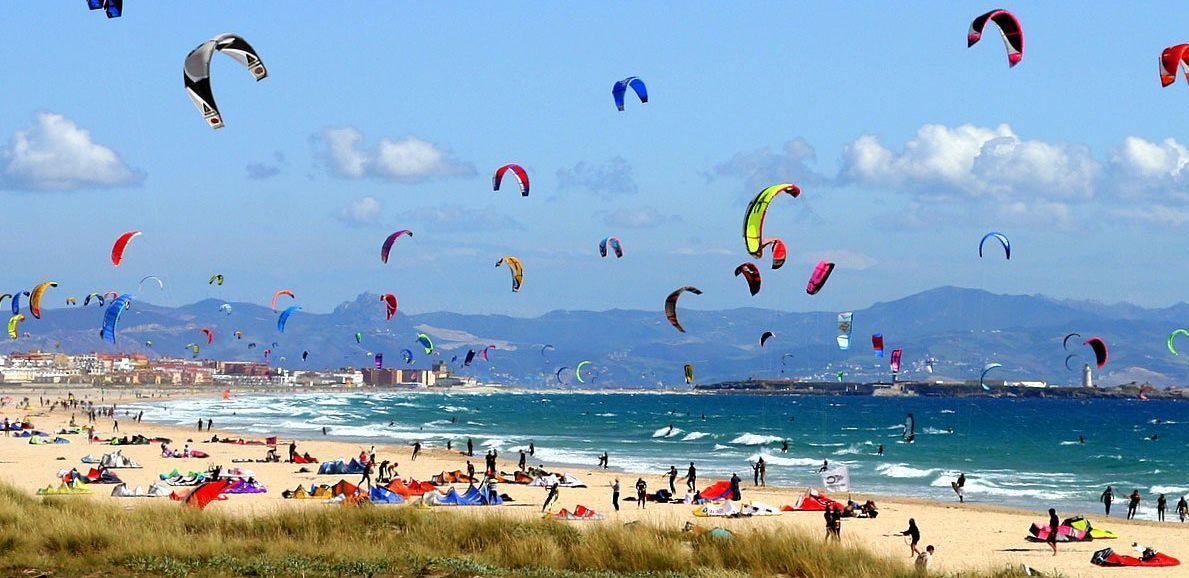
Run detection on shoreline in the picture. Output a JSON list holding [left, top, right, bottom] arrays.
[[2, 388, 1187, 577]]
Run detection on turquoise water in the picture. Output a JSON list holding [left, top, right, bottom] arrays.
[[137, 391, 1187, 519]]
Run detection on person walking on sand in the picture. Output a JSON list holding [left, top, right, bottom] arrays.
[[600, 451, 609, 469], [411, 441, 421, 461], [1101, 485, 1114, 516], [541, 483, 559, 512], [1157, 494, 1167, 522], [1176, 496, 1188, 523], [518, 450, 527, 471], [685, 462, 697, 491], [1046, 508, 1059, 556], [635, 477, 647, 509], [112, 419, 118, 432], [611, 479, 620, 512], [467, 437, 473, 457], [899, 518, 921, 557], [667, 465, 678, 494], [466, 460, 475, 482], [955, 473, 966, 503], [207, 418, 212, 431], [359, 459, 373, 490], [1128, 489, 1141, 520], [729, 472, 742, 501], [824, 507, 836, 542]]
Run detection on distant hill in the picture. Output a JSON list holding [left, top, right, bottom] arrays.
[[6, 287, 1189, 387]]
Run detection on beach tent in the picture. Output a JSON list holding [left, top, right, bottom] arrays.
[[330, 479, 360, 497], [557, 473, 586, 488], [428, 485, 502, 506], [146, 483, 171, 497], [512, 471, 533, 484], [174, 479, 232, 510], [111, 484, 144, 497], [741, 502, 780, 516], [694, 501, 741, 517], [1091, 548, 1180, 567], [386, 478, 434, 497], [37, 481, 92, 495], [317, 460, 345, 475], [225, 479, 267, 494], [292, 453, 318, 464], [82, 468, 123, 484], [368, 486, 405, 504], [1065, 516, 1117, 540], [549, 505, 603, 520], [1027, 522, 1089, 543], [698, 481, 733, 502], [529, 475, 559, 487]]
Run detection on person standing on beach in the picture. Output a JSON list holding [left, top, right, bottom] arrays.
[[753, 461, 760, 486], [207, 419, 212, 431], [1046, 508, 1059, 556], [1157, 494, 1167, 522], [1101, 486, 1114, 516], [600, 451, 609, 469], [542, 483, 559, 512], [685, 462, 697, 491], [411, 441, 421, 461], [824, 507, 836, 541], [466, 460, 475, 482], [359, 460, 373, 490], [529, 442, 535, 457], [955, 473, 966, 503], [1127, 489, 1141, 520], [518, 450, 527, 471], [197, 419, 203, 432], [288, 441, 297, 462], [611, 479, 620, 511], [899, 518, 921, 557], [1176, 496, 1188, 523], [729, 472, 742, 501], [667, 466, 678, 494], [758, 457, 767, 487], [635, 477, 647, 508], [112, 419, 118, 432]]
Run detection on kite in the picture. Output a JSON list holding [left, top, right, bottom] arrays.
[[599, 237, 624, 258], [664, 286, 703, 333], [979, 232, 1011, 260], [760, 238, 787, 270], [209, 274, 225, 285], [806, 261, 835, 295], [277, 306, 300, 333], [968, 9, 1023, 67], [1169, 329, 1189, 355], [201, 327, 214, 345], [683, 363, 694, 385], [744, 184, 801, 257], [493, 164, 530, 197], [139, 276, 164, 292], [416, 333, 434, 354], [612, 77, 647, 111], [87, 0, 122, 18], [184, 34, 268, 129], [271, 289, 294, 312], [575, 360, 592, 384], [380, 230, 413, 264], [100, 294, 133, 344], [760, 331, 775, 348], [837, 312, 853, 350], [381, 294, 398, 320], [28, 282, 58, 320], [979, 362, 1004, 391], [111, 231, 141, 267], [495, 256, 523, 292], [7, 314, 24, 340], [890, 349, 903, 374], [401, 349, 414, 365], [1084, 337, 1109, 368], [872, 334, 885, 357], [374, 353, 383, 369], [734, 263, 761, 296]]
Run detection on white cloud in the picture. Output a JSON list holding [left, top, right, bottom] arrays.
[[840, 124, 1098, 203], [0, 112, 142, 191], [1109, 137, 1189, 202], [1110, 205, 1189, 226], [321, 127, 475, 182], [337, 196, 382, 226], [710, 138, 826, 194], [557, 157, 637, 197]]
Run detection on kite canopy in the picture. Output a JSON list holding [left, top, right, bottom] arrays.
[[416, 333, 434, 354], [495, 256, 524, 292], [760, 238, 787, 269], [209, 274, 225, 285], [1160, 44, 1189, 87], [872, 334, 885, 357], [1062, 332, 1081, 351], [612, 77, 648, 111], [979, 362, 1003, 390], [806, 261, 835, 295], [759, 331, 775, 348], [979, 232, 1011, 259], [837, 312, 853, 350], [575, 360, 592, 384], [101, 294, 133, 344], [683, 363, 695, 385], [271, 289, 294, 312], [7, 314, 24, 340], [277, 306, 301, 333], [890, 349, 903, 374], [28, 282, 58, 320], [493, 164, 530, 196], [381, 294, 398, 320], [1084, 337, 1109, 368], [968, 9, 1023, 67], [733, 263, 761, 296], [380, 230, 413, 264], [184, 34, 268, 129], [1169, 329, 1189, 355], [744, 184, 801, 257], [599, 237, 623, 258], [201, 328, 214, 345], [664, 286, 703, 333], [111, 231, 141, 267], [88, 0, 123, 18]]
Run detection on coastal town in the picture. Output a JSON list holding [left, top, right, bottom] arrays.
[[0, 351, 477, 389]]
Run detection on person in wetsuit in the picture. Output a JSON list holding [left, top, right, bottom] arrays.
[[899, 518, 921, 557]]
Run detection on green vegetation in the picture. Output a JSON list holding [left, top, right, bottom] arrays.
[[0, 484, 1029, 577]]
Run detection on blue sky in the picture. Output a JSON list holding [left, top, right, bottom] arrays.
[[5, 3, 1189, 316]]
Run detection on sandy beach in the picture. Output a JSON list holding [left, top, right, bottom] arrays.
[[2, 387, 1187, 578]]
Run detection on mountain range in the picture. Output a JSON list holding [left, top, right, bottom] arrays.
[[6, 287, 1189, 387]]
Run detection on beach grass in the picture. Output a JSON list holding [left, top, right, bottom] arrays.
[[0, 484, 1034, 578]]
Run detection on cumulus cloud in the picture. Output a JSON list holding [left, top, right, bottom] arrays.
[[839, 124, 1099, 203], [603, 207, 680, 229], [1109, 136, 1189, 201], [556, 157, 638, 197], [709, 138, 826, 194], [398, 204, 523, 233], [337, 196, 383, 226], [321, 127, 475, 182], [0, 112, 142, 191]]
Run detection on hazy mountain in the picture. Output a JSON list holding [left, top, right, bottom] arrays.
[[7, 287, 1188, 387]]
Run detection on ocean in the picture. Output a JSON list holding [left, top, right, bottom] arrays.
[[134, 391, 1187, 520]]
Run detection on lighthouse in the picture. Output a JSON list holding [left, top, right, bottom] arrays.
[[1081, 363, 1093, 388]]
